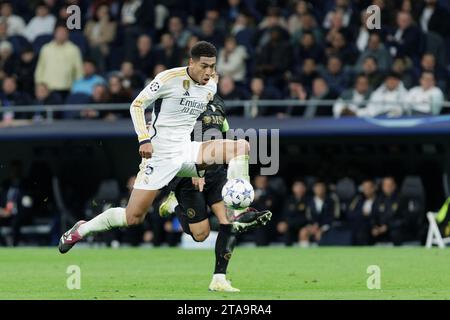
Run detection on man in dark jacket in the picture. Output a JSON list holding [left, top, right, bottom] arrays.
[[300, 180, 336, 247], [347, 179, 378, 245], [371, 176, 405, 246], [277, 180, 310, 246]]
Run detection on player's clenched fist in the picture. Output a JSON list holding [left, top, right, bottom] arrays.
[[139, 142, 153, 158]]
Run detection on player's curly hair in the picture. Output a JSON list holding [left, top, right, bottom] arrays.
[[190, 41, 217, 60]]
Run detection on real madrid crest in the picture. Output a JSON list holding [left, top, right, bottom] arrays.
[[183, 80, 190, 96], [207, 92, 213, 101]]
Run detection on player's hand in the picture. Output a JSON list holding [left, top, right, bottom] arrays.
[[192, 177, 205, 192], [139, 142, 153, 158]]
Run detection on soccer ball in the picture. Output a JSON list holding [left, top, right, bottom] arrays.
[[221, 178, 255, 210]]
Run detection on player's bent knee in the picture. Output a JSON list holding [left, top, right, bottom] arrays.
[[192, 230, 210, 242], [125, 210, 147, 226]]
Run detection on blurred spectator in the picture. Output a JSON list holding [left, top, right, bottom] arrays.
[[32, 82, 62, 120], [277, 179, 310, 246], [255, 27, 292, 90], [287, 0, 312, 35], [0, 1, 25, 36], [322, 0, 357, 30], [225, 0, 249, 24], [11, 46, 36, 94], [295, 57, 319, 94], [108, 74, 132, 104], [333, 74, 371, 118], [197, 18, 224, 49], [248, 77, 281, 117], [120, 60, 144, 93], [293, 30, 325, 69], [325, 31, 358, 66], [70, 58, 105, 96], [320, 55, 351, 95], [371, 176, 405, 246], [218, 75, 249, 115], [418, 0, 450, 38], [406, 71, 444, 115], [417, 53, 448, 93], [355, 10, 371, 52], [120, 0, 148, 57], [205, 8, 227, 37], [34, 24, 83, 99], [359, 55, 384, 89], [356, 32, 392, 72], [256, 6, 289, 49], [216, 36, 248, 83], [300, 180, 335, 247], [0, 160, 32, 246], [0, 76, 32, 121], [23, 2, 56, 42], [391, 56, 416, 89], [156, 33, 182, 69], [0, 19, 8, 44], [323, 9, 353, 48], [83, 83, 108, 119], [291, 13, 323, 47], [181, 34, 199, 66], [251, 175, 278, 246], [84, 3, 117, 73], [0, 40, 14, 79], [347, 179, 378, 245], [286, 77, 308, 116], [168, 16, 192, 49], [129, 34, 157, 78], [386, 11, 423, 64], [358, 71, 407, 117], [304, 76, 338, 118]]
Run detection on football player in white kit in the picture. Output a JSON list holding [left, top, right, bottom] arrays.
[[58, 41, 269, 290]]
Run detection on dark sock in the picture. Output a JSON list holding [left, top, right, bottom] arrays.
[[214, 224, 236, 274]]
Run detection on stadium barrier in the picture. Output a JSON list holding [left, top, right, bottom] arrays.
[[0, 100, 450, 122]]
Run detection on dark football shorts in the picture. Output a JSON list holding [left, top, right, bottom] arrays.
[[174, 166, 227, 224]]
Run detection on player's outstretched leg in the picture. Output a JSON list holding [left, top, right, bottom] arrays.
[[159, 191, 272, 234], [58, 189, 157, 253], [208, 202, 239, 292], [198, 139, 273, 218]]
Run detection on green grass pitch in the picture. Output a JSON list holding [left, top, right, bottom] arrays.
[[0, 247, 449, 300]]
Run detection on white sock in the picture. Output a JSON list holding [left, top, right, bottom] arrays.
[[78, 207, 128, 237], [299, 240, 310, 248], [227, 155, 250, 182], [213, 273, 226, 282], [227, 155, 250, 215]]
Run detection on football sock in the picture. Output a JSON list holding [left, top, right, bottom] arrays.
[[227, 155, 251, 215], [214, 224, 236, 274], [78, 207, 128, 237], [227, 155, 250, 182]]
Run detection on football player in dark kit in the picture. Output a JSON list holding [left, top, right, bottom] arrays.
[[159, 94, 272, 292]]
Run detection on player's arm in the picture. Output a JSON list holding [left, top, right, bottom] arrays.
[[130, 76, 166, 158]]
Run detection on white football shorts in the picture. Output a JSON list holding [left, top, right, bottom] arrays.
[[133, 140, 204, 190]]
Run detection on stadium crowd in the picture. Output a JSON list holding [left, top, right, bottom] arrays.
[[0, 0, 448, 119], [0, 0, 447, 247]]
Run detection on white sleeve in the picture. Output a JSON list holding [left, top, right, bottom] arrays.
[[130, 76, 167, 143]]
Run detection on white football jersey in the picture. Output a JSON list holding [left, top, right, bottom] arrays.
[[130, 67, 217, 156]]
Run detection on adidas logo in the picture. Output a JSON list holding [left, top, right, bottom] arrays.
[[183, 91, 190, 96]]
